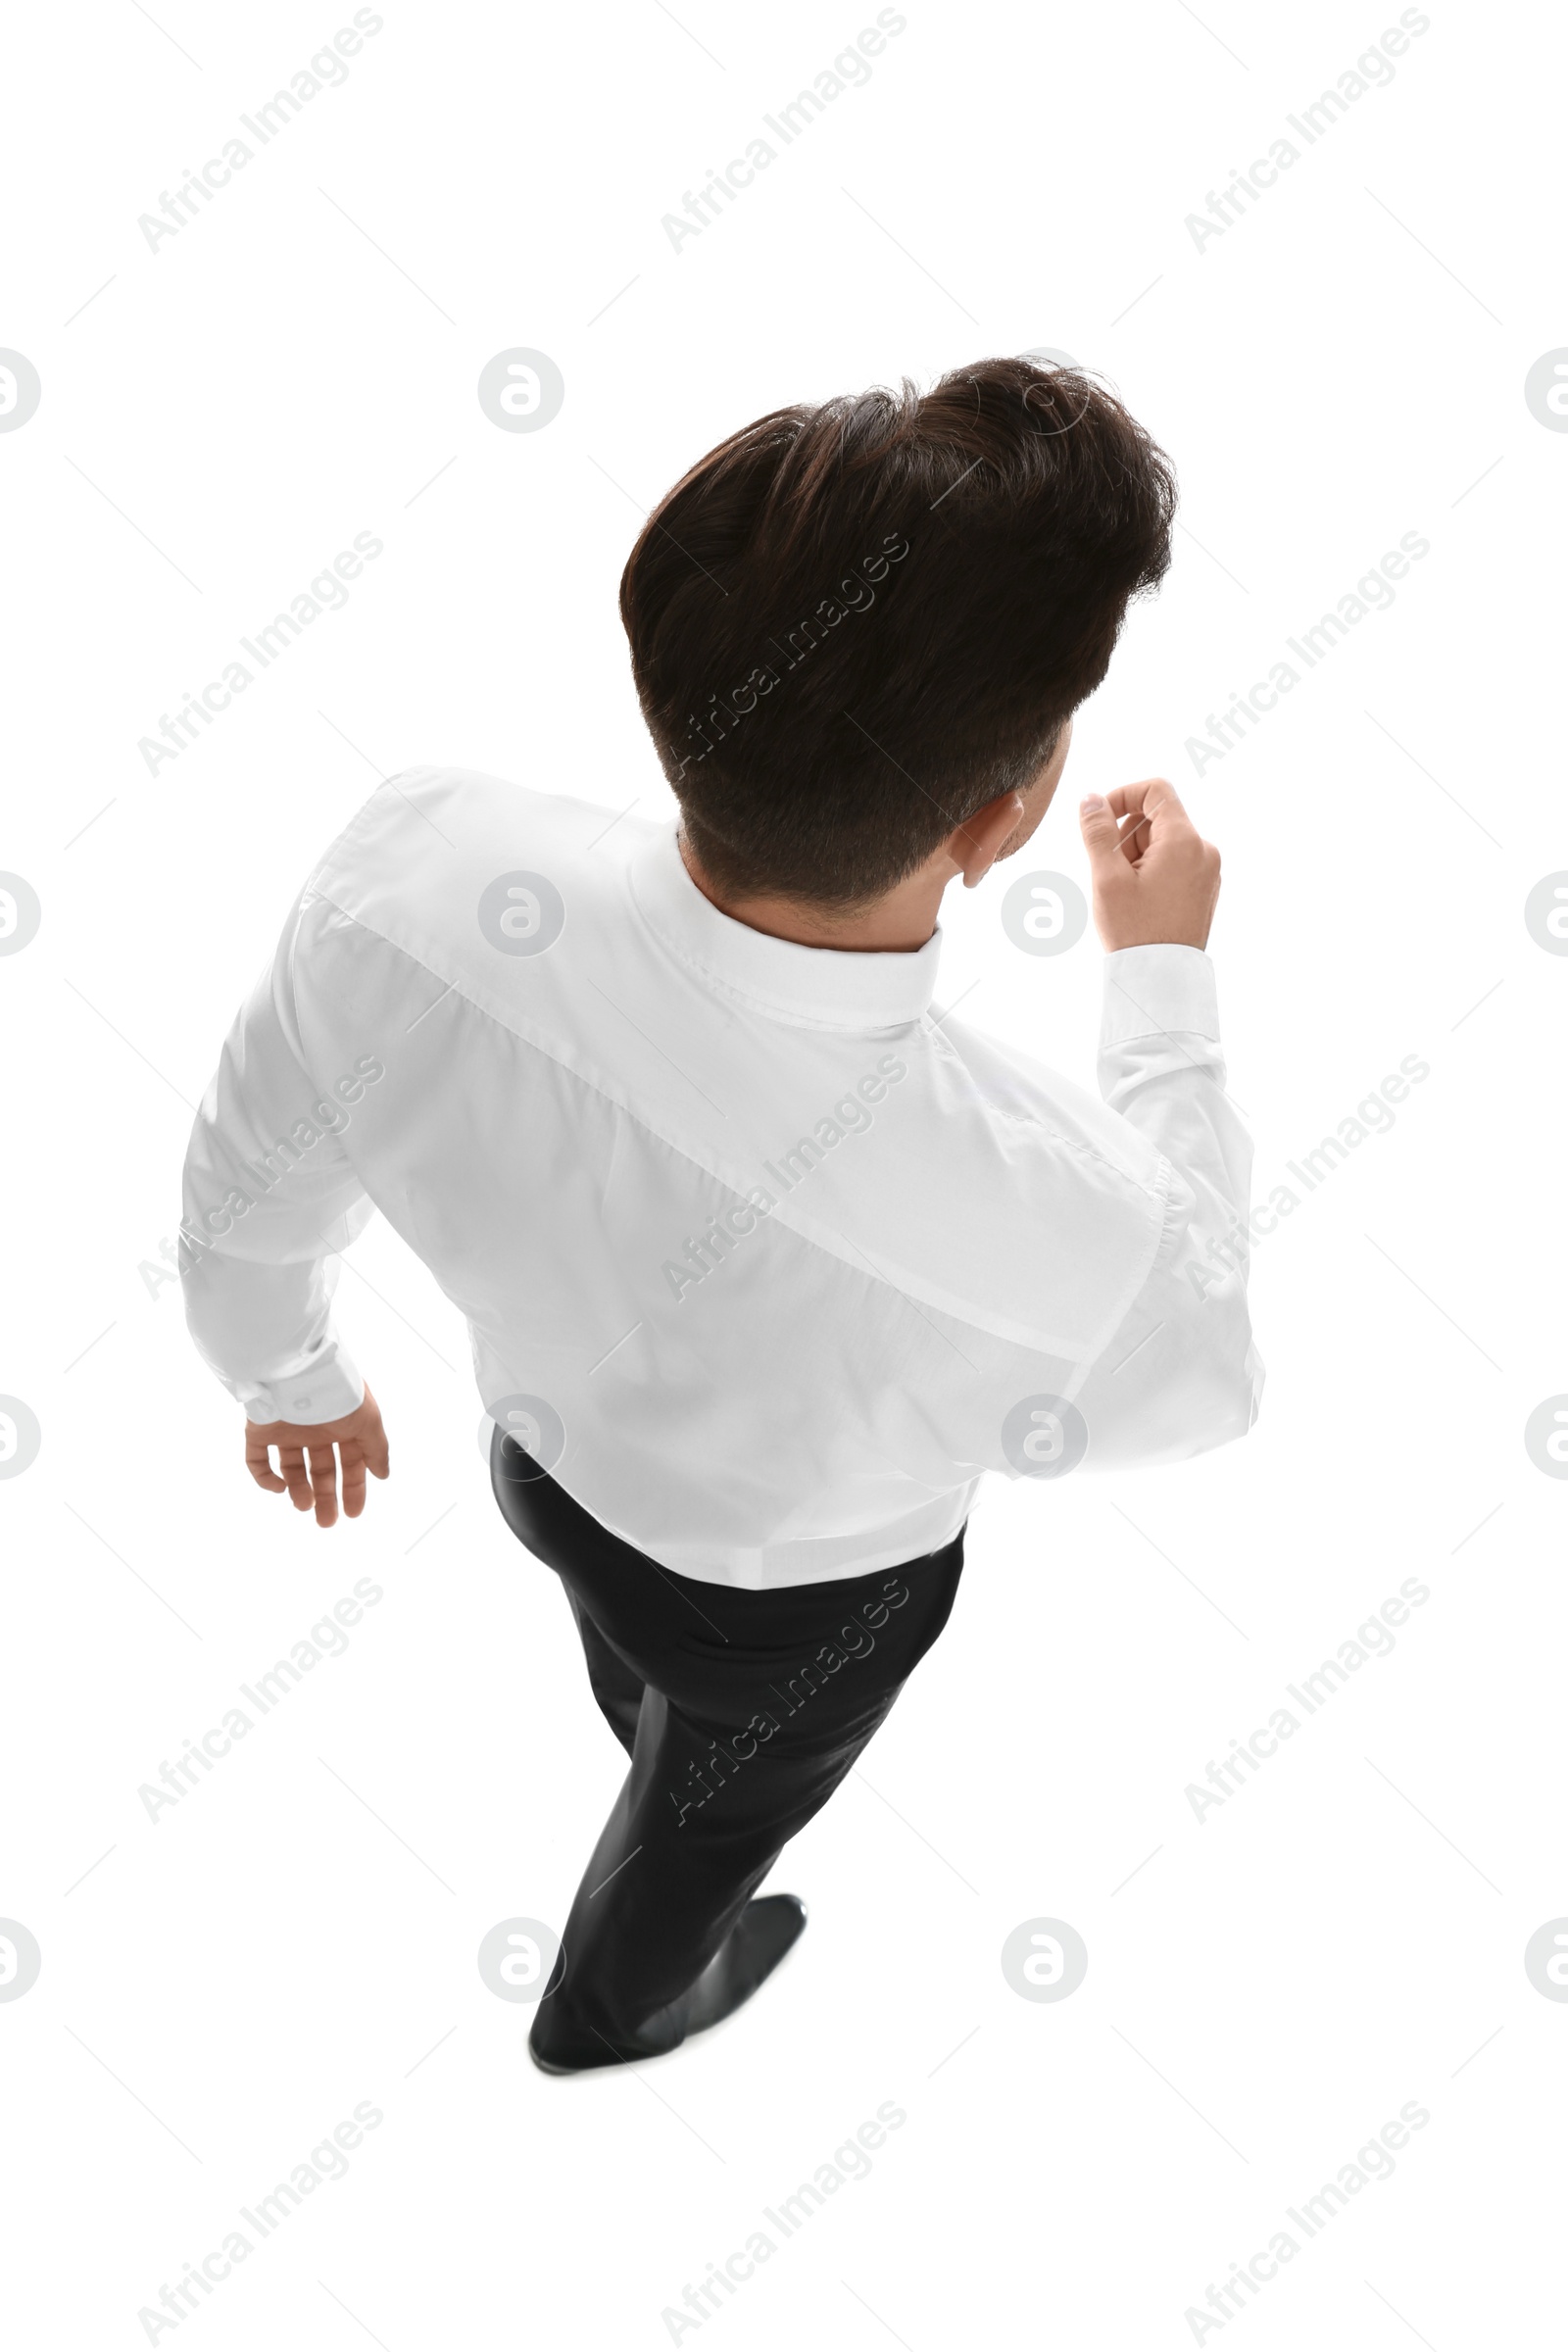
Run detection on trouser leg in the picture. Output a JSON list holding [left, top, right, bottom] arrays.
[[491, 1431, 965, 2062], [558, 1583, 644, 1759]]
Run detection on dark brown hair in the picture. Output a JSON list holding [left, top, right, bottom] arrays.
[[619, 356, 1177, 906]]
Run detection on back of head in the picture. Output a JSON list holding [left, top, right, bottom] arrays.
[[620, 356, 1177, 907]]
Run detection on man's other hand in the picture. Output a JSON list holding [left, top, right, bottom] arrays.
[[244, 1385, 390, 1528], [1079, 778, 1221, 952]]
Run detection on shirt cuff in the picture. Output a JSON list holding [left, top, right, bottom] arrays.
[[240, 1348, 366, 1428], [1100, 945, 1219, 1050]]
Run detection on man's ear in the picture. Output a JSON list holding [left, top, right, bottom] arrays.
[[950, 792, 1027, 888]]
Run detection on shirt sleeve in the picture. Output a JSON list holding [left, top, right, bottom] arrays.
[[179, 893, 376, 1427], [1065, 943, 1264, 1470]]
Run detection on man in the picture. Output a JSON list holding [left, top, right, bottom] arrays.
[[180, 356, 1260, 2074]]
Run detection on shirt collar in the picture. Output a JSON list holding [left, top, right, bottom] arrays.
[[625, 820, 943, 1032]]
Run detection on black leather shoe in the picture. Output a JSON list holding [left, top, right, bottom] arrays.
[[528, 1894, 808, 2075]]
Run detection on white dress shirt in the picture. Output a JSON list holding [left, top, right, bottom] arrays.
[[180, 766, 1261, 1589]]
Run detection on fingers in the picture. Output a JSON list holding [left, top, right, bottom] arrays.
[[1107, 778, 1191, 847], [1077, 794, 1126, 873], [277, 1446, 315, 1513], [248, 1427, 339, 1522], [1081, 790, 1161, 875], [245, 1397, 389, 1525], [1115, 808, 1152, 865], [244, 1429, 287, 1494], [1102, 778, 1200, 868], [1079, 776, 1221, 952], [340, 1443, 368, 1519], [1104, 777, 1184, 823], [357, 1386, 391, 1481], [307, 1443, 340, 1529]]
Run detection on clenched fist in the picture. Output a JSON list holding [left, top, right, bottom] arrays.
[[244, 1383, 390, 1528], [1078, 779, 1221, 952]]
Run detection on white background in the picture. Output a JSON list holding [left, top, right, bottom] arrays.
[[2, 0, 1564, 2344]]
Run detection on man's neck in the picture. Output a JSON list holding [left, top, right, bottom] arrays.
[[677, 833, 941, 955]]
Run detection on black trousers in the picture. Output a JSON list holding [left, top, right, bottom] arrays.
[[490, 1430, 966, 2064]]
